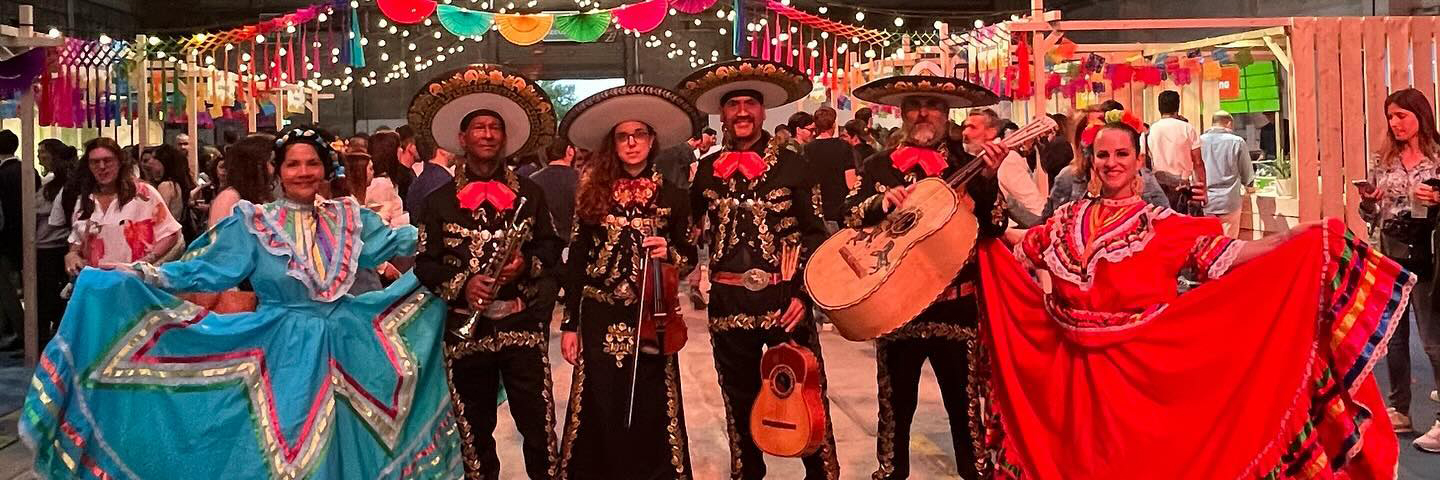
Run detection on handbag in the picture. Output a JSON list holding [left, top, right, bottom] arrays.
[[1380, 213, 1435, 263]]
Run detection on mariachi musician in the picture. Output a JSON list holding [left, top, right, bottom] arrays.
[[409, 64, 565, 480], [678, 59, 840, 480], [842, 76, 1008, 480], [556, 85, 704, 479]]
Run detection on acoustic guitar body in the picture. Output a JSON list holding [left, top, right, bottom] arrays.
[[803, 177, 978, 341], [750, 342, 826, 458]]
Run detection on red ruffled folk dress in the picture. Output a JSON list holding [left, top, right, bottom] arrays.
[[978, 196, 1407, 480]]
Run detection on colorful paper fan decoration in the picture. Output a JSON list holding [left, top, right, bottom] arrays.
[[377, 0, 438, 25], [553, 12, 612, 43], [613, 0, 667, 33], [669, 0, 718, 14], [437, 5, 495, 38], [496, 14, 554, 45]]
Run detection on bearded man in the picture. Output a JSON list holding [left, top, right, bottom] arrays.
[[842, 77, 1008, 480]]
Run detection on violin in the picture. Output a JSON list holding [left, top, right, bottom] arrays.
[[750, 341, 826, 457], [636, 255, 686, 355]]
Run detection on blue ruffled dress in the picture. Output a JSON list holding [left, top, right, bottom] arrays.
[[20, 198, 461, 479]]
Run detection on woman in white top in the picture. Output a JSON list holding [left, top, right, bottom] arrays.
[[363, 131, 411, 226], [61, 138, 181, 275], [37, 139, 76, 339], [147, 144, 197, 232]]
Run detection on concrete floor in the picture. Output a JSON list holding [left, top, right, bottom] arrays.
[[488, 303, 965, 480]]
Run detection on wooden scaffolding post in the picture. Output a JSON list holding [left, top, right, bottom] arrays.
[[186, 51, 200, 179], [12, 4, 64, 367]]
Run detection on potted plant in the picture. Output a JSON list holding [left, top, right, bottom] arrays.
[[1272, 152, 1296, 197]]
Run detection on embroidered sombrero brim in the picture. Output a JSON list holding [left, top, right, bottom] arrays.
[[406, 64, 557, 159], [676, 58, 813, 114], [852, 75, 1000, 109], [560, 85, 705, 152]]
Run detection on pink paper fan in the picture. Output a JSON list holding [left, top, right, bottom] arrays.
[[669, 0, 718, 14], [614, 0, 667, 33]]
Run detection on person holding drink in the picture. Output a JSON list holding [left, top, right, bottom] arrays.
[[1358, 87, 1440, 452]]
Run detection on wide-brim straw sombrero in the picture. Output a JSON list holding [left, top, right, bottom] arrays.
[[852, 75, 1000, 109], [675, 58, 813, 114], [406, 64, 556, 159], [560, 85, 705, 152]]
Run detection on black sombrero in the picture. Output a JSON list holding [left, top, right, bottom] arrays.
[[406, 64, 556, 159], [852, 75, 1000, 109], [676, 58, 813, 114], [560, 85, 705, 152]]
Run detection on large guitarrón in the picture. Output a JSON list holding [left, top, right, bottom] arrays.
[[804, 116, 1057, 341], [805, 178, 978, 340]]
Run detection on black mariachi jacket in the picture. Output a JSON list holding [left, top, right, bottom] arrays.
[[842, 142, 1007, 335], [413, 162, 564, 336], [690, 132, 829, 305], [561, 166, 697, 332]]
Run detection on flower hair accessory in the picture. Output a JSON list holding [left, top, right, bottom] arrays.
[[1081, 109, 1146, 147]]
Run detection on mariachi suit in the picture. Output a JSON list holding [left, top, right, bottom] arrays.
[[843, 143, 1006, 480], [413, 163, 564, 480], [558, 167, 698, 480], [690, 132, 840, 480]]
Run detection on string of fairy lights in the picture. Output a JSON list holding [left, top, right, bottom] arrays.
[[44, 0, 1022, 94]]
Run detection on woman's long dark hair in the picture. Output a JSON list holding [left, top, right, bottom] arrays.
[[68, 138, 137, 222], [1380, 87, 1440, 166], [224, 134, 277, 204], [152, 144, 197, 194], [368, 131, 411, 195], [38, 138, 76, 201], [575, 123, 659, 224]]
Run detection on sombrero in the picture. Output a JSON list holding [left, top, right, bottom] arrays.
[[676, 58, 812, 114], [560, 85, 705, 152], [852, 75, 1000, 109], [406, 64, 556, 159]]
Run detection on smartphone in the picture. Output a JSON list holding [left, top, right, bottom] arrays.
[[1424, 178, 1440, 189], [1352, 179, 1375, 194]]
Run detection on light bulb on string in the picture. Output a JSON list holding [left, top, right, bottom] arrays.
[[147, 36, 161, 46], [408, 43, 417, 50], [669, 8, 676, 15], [934, 20, 944, 30], [318, 13, 327, 22], [381, 53, 390, 61], [777, 33, 789, 41], [99, 34, 112, 44], [226, 44, 235, 51], [332, 48, 341, 55], [719, 28, 727, 35], [378, 39, 386, 47], [424, 18, 432, 26], [388, 26, 397, 34], [242, 53, 252, 61], [435, 45, 442, 52], [402, 30, 410, 37], [974, 19, 984, 28], [287, 25, 296, 33], [716, 9, 726, 18], [855, 11, 865, 21], [694, 19, 702, 26], [664, 30, 673, 37], [379, 19, 388, 28], [361, 37, 369, 45], [688, 40, 696, 47], [807, 40, 817, 48], [433, 31, 442, 38], [438, 54, 447, 61], [894, 17, 904, 27], [817, 6, 827, 13], [820, 32, 828, 39]]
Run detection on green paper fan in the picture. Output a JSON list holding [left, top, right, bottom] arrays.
[[437, 5, 495, 38], [553, 12, 612, 43]]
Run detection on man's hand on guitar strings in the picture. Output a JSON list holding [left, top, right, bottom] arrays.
[[781, 298, 806, 332], [979, 141, 1008, 173], [882, 185, 917, 212], [642, 236, 669, 259]]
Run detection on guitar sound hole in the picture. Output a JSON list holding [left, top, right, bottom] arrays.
[[771, 365, 795, 398], [888, 209, 920, 236]]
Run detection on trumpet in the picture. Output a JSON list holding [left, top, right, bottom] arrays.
[[452, 197, 531, 339]]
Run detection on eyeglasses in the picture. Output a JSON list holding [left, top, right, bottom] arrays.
[[614, 130, 654, 144]]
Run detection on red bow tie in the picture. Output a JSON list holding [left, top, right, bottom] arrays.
[[713, 151, 767, 180], [457, 181, 517, 212], [892, 146, 948, 177]]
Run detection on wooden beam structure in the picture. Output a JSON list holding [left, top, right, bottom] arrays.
[[1009, 17, 1293, 32], [13, 4, 63, 368]]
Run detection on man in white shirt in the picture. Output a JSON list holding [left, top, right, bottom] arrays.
[[1147, 90, 1207, 211], [962, 108, 1045, 221]]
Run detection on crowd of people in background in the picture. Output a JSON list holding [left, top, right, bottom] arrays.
[[2, 85, 1439, 453]]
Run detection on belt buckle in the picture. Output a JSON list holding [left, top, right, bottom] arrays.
[[741, 269, 771, 292]]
